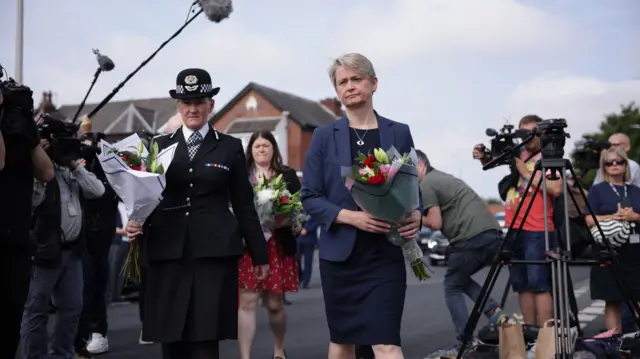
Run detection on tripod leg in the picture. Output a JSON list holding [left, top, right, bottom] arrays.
[[499, 279, 510, 309], [455, 262, 504, 359]]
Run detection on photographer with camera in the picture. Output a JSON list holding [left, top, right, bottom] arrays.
[[74, 127, 120, 357], [0, 78, 55, 358], [21, 117, 105, 359], [473, 115, 563, 327]]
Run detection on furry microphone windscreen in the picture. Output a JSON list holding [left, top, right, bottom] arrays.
[[197, 0, 233, 23]]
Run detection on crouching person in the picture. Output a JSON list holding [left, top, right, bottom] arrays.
[[21, 138, 105, 359]]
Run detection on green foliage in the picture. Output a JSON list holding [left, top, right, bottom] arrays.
[[570, 102, 640, 188], [485, 198, 504, 205]]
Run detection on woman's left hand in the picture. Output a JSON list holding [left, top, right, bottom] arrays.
[[397, 210, 422, 239]]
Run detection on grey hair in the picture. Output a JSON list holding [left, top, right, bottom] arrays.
[[415, 149, 430, 167], [328, 53, 377, 87]]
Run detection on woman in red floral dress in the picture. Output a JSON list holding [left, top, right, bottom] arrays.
[[238, 131, 300, 359]]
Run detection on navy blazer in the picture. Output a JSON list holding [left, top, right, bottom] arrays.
[[301, 115, 422, 262]]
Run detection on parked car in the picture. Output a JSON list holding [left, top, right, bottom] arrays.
[[418, 227, 433, 252], [495, 211, 508, 234], [426, 231, 449, 266]]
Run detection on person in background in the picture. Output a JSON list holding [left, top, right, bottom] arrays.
[[592, 132, 640, 331], [593, 133, 640, 187], [237, 131, 300, 359], [0, 84, 54, 359], [474, 115, 562, 326], [106, 201, 130, 305], [418, 150, 506, 359], [297, 217, 319, 289], [585, 147, 640, 334]]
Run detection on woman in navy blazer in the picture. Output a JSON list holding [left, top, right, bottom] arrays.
[[301, 53, 422, 359]]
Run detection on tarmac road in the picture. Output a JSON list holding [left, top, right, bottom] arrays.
[[90, 257, 598, 359]]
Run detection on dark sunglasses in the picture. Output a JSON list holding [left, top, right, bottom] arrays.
[[604, 159, 626, 167]]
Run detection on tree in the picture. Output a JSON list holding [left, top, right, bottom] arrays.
[[485, 197, 504, 205], [570, 102, 640, 187]]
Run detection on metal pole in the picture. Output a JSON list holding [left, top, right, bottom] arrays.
[[15, 0, 24, 83]]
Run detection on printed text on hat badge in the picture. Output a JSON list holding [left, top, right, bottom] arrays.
[[184, 75, 199, 92]]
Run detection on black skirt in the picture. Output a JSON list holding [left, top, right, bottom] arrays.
[[590, 242, 640, 302], [142, 255, 238, 343], [320, 231, 406, 346]]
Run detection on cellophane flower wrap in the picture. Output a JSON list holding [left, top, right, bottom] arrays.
[[98, 134, 178, 282], [253, 173, 308, 241], [341, 146, 431, 280]]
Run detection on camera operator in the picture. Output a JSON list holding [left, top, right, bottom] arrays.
[[0, 82, 54, 358], [473, 115, 563, 326], [74, 126, 119, 357], [21, 131, 105, 359], [417, 150, 506, 358], [593, 133, 640, 187]]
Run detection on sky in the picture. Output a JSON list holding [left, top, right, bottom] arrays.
[[1, 0, 639, 198]]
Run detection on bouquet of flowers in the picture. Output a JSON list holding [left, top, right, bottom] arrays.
[[341, 147, 431, 280], [97, 134, 178, 282], [253, 173, 307, 240]]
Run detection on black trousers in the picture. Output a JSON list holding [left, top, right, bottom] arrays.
[[0, 245, 32, 359], [75, 250, 109, 351]]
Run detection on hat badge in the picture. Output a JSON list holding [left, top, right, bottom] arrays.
[[184, 75, 199, 92]]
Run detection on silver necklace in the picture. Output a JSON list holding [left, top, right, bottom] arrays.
[[352, 128, 369, 146]]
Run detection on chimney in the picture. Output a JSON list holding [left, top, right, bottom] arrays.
[[36, 91, 57, 114], [319, 97, 343, 118]]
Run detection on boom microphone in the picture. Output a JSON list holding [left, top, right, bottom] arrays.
[[197, 0, 233, 23], [86, 0, 234, 120]]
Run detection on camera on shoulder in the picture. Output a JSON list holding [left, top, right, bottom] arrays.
[[0, 72, 39, 148]]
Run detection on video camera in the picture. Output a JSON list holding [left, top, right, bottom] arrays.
[[36, 114, 104, 165], [0, 69, 39, 148], [573, 137, 610, 171], [479, 124, 531, 170], [537, 118, 570, 160]]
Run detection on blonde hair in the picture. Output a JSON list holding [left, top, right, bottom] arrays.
[[600, 147, 631, 183], [328, 53, 377, 88]]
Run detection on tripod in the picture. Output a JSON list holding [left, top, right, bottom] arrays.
[[456, 157, 640, 359]]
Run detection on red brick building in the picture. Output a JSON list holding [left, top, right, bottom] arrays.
[[209, 82, 342, 172]]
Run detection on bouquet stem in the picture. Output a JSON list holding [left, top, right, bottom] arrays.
[[121, 240, 142, 283]]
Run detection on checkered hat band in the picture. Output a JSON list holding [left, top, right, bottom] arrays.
[[176, 84, 214, 94]]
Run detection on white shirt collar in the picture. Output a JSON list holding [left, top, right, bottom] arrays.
[[182, 124, 209, 142]]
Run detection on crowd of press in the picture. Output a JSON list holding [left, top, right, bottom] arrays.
[[1, 52, 639, 359]]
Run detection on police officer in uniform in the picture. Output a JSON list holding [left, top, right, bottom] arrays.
[[126, 68, 269, 359]]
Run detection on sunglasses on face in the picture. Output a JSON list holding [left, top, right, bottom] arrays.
[[604, 159, 626, 167]]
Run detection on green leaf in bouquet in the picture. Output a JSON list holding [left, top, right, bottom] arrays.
[[356, 152, 368, 164], [137, 141, 144, 157], [373, 148, 389, 164], [155, 164, 165, 175], [350, 165, 360, 179]]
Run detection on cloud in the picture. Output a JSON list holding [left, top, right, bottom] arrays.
[[331, 0, 587, 68], [506, 73, 640, 146]]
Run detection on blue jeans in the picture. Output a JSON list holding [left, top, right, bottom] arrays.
[[509, 230, 555, 293], [444, 230, 502, 343], [21, 250, 83, 359]]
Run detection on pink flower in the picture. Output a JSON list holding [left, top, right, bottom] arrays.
[[379, 164, 391, 173], [140, 163, 148, 172], [388, 167, 400, 179]]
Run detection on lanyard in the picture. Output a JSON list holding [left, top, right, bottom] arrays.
[[609, 183, 628, 202]]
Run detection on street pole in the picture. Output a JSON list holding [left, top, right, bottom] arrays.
[[15, 0, 24, 83]]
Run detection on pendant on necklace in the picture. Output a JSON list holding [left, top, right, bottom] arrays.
[[356, 140, 364, 146]]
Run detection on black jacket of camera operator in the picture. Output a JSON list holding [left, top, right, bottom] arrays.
[[83, 158, 119, 255], [30, 178, 88, 267]]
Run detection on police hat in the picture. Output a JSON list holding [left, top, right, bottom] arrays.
[[169, 68, 220, 100]]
